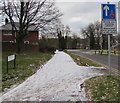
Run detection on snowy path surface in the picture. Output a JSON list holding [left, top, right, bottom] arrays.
[[2, 51, 107, 101]]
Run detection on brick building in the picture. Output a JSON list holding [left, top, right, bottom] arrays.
[[0, 22, 39, 45]]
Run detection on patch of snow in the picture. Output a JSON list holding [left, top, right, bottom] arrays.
[[54, 49, 59, 54], [89, 66, 107, 70], [1, 51, 106, 101]]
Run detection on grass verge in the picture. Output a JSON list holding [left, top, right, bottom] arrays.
[[85, 75, 120, 101], [2, 52, 52, 92], [65, 51, 102, 67], [90, 50, 120, 55], [65, 50, 119, 101]]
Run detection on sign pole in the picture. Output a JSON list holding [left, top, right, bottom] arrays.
[[107, 2, 111, 75], [7, 54, 16, 73], [14, 54, 16, 69], [7, 57, 8, 73], [101, 2, 117, 75], [108, 34, 111, 75]]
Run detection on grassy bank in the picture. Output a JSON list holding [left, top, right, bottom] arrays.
[[85, 75, 120, 101], [65, 51, 102, 67], [65, 51, 119, 101], [2, 52, 52, 92]]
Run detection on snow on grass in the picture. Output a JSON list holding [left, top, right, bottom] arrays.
[[1, 51, 106, 101]]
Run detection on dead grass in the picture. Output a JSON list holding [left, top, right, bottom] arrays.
[[85, 75, 120, 101]]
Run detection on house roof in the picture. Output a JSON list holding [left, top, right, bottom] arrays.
[[0, 22, 39, 31]]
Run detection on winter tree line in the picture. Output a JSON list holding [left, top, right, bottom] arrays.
[[39, 21, 118, 52], [81, 21, 118, 50], [1, 0, 62, 53], [1, 0, 119, 53]]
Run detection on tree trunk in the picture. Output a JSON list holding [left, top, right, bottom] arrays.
[[16, 40, 22, 53]]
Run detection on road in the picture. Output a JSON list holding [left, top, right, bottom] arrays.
[[67, 50, 119, 70]]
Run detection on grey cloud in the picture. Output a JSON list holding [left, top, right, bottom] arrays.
[[56, 2, 101, 33]]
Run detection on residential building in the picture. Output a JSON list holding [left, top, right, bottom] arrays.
[[0, 22, 39, 45]]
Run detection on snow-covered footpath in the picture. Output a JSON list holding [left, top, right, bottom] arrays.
[[1, 51, 106, 101]]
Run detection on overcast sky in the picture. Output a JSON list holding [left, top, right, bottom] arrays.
[[0, 0, 119, 35], [56, 0, 119, 35]]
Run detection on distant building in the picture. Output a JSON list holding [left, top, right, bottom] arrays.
[[0, 22, 39, 45], [39, 33, 58, 39], [45, 34, 58, 39]]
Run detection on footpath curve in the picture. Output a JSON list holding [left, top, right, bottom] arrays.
[[1, 51, 107, 101]]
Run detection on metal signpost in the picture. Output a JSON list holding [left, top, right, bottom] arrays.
[[101, 3, 117, 75], [7, 54, 16, 73]]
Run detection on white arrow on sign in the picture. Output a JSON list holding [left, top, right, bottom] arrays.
[[104, 5, 109, 16]]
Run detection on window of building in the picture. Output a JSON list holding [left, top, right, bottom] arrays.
[[3, 31, 12, 36], [3, 33, 12, 36], [9, 41, 14, 43], [24, 41, 29, 44]]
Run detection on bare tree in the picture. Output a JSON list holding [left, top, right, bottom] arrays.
[[56, 24, 71, 50], [94, 21, 102, 50], [65, 25, 70, 36], [81, 28, 89, 38], [1, 0, 62, 53], [81, 23, 95, 49]]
